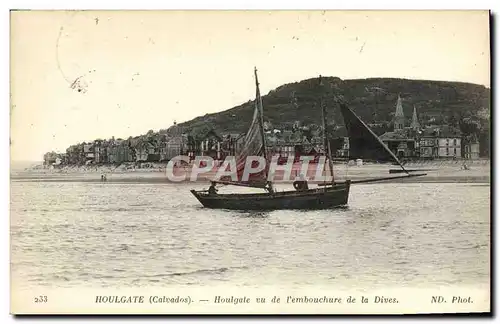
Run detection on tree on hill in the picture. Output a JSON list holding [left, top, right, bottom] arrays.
[[174, 77, 489, 137], [54, 77, 491, 160]]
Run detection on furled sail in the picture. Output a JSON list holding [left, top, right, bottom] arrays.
[[339, 102, 406, 168]]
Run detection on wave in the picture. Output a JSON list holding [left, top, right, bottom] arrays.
[[145, 265, 249, 278], [90, 266, 249, 283]]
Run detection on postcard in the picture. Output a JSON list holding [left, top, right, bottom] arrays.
[[10, 10, 490, 315]]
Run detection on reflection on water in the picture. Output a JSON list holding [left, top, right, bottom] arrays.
[[10, 181, 490, 289]]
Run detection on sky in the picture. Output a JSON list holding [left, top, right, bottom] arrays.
[[10, 10, 490, 161]]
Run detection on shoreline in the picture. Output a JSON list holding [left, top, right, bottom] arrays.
[[11, 160, 490, 185], [17, 159, 490, 173], [11, 175, 491, 185]]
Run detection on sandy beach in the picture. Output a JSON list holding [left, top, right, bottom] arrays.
[[11, 160, 491, 185]]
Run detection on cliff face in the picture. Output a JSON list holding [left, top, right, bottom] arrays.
[[177, 77, 490, 133]]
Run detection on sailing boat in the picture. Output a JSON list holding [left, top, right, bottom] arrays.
[[190, 69, 426, 210]]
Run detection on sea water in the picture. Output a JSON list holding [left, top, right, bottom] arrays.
[[10, 180, 490, 290]]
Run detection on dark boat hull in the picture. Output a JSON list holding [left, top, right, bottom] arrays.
[[190, 181, 350, 211]]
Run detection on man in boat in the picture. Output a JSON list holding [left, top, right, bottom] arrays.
[[208, 181, 218, 195], [293, 173, 309, 191], [265, 181, 275, 193]]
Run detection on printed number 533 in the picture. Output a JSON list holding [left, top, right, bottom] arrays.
[[34, 296, 47, 303]]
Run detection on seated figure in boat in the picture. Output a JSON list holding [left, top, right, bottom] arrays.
[[265, 181, 275, 193], [208, 181, 218, 195], [293, 173, 309, 191]]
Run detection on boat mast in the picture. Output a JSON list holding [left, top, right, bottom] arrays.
[[254, 67, 273, 191], [320, 75, 335, 183]]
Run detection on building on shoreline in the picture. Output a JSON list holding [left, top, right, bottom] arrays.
[[379, 95, 463, 159], [107, 139, 134, 164], [164, 122, 186, 161], [419, 126, 462, 159], [44, 92, 484, 165], [463, 134, 480, 160]]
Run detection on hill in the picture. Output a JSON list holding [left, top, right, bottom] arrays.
[[175, 76, 490, 155], [45, 77, 491, 162], [178, 77, 490, 132]]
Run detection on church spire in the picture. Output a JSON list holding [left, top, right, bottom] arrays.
[[410, 105, 420, 130], [394, 94, 405, 131]]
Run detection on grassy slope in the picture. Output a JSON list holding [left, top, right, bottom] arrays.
[[177, 77, 490, 135]]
